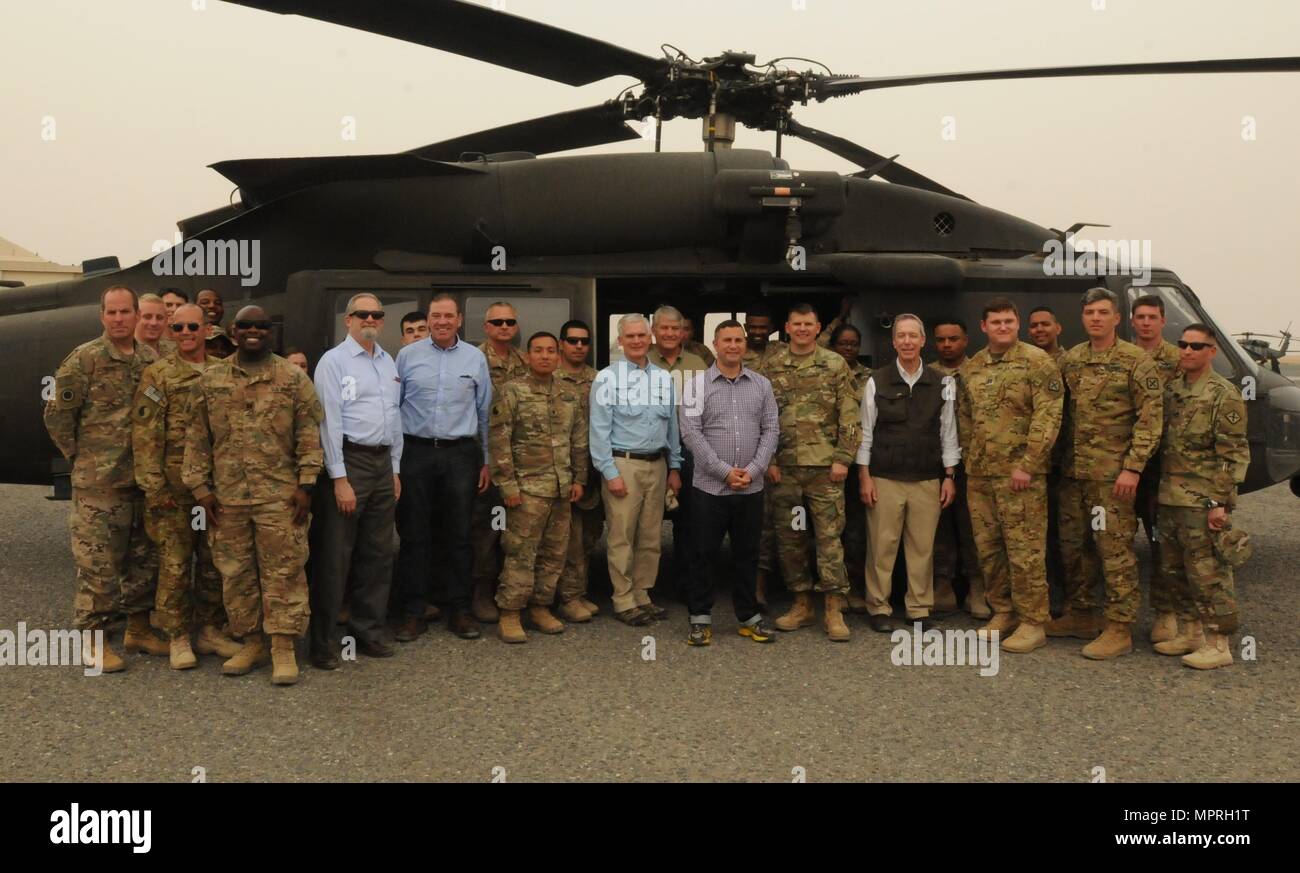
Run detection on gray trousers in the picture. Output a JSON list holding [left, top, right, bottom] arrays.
[[309, 443, 396, 654]]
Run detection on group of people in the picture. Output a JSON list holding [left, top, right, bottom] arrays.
[[43, 283, 1250, 686]]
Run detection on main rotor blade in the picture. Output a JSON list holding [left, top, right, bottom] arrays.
[[223, 0, 664, 85], [210, 153, 485, 205], [407, 104, 641, 161], [784, 118, 969, 201], [815, 56, 1300, 97]]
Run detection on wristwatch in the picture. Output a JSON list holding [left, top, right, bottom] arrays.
[[1203, 499, 1221, 510]]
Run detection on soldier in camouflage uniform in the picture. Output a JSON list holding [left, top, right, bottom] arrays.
[[1129, 294, 1183, 644], [196, 289, 236, 359], [470, 302, 529, 623], [1152, 325, 1249, 669], [958, 299, 1063, 653], [489, 332, 589, 643], [931, 317, 990, 619], [681, 317, 716, 367], [183, 306, 324, 685], [1049, 287, 1164, 659], [555, 320, 603, 622], [1027, 305, 1068, 614], [829, 323, 872, 613], [133, 303, 240, 670], [44, 286, 163, 673], [766, 303, 861, 641], [743, 309, 787, 606]]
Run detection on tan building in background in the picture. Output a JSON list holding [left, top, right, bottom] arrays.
[[0, 236, 82, 287]]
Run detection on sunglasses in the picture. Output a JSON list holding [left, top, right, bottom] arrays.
[[562, 337, 591, 346], [1177, 340, 1214, 351], [234, 320, 273, 331], [170, 322, 203, 333], [349, 310, 385, 321], [486, 318, 517, 327]]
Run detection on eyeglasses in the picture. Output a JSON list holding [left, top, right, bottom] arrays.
[[349, 310, 385, 321], [1177, 340, 1214, 351], [234, 320, 273, 331], [562, 337, 591, 346], [486, 318, 517, 327], [170, 322, 203, 333]]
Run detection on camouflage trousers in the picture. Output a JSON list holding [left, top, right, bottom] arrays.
[[558, 503, 603, 603], [843, 467, 867, 597], [933, 471, 984, 590], [69, 487, 157, 630], [966, 476, 1050, 624], [1136, 463, 1176, 614], [1156, 505, 1239, 633], [770, 465, 846, 594], [1058, 477, 1140, 623], [755, 489, 779, 577], [210, 502, 310, 637], [471, 483, 503, 592], [145, 494, 224, 637], [496, 493, 572, 610]]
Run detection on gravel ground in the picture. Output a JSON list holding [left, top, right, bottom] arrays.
[[0, 481, 1296, 783]]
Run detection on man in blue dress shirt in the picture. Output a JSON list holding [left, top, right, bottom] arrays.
[[590, 313, 682, 626], [393, 293, 492, 641], [308, 293, 404, 668]]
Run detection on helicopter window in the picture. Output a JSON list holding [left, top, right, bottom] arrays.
[[464, 296, 570, 346], [1125, 285, 1244, 379], [332, 291, 421, 358]]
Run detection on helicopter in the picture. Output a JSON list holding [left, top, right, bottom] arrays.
[[2, 0, 1299, 502], [1235, 325, 1293, 374]]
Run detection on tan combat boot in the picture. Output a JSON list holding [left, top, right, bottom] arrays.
[[269, 634, 299, 686], [577, 597, 600, 616], [1149, 611, 1179, 644], [221, 633, 269, 676], [1081, 620, 1133, 660], [123, 613, 169, 656], [556, 599, 593, 623], [1001, 621, 1047, 654], [977, 612, 1020, 640], [169, 635, 198, 670], [1154, 619, 1204, 656], [194, 624, 242, 658], [1045, 610, 1104, 639], [83, 632, 125, 674], [1182, 630, 1233, 670], [932, 578, 959, 616], [471, 580, 500, 623], [846, 591, 870, 614], [775, 591, 816, 631], [527, 605, 565, 635], [497, 609, 527, 644], [823, 593, 851, 642], [966, 576, 992, 620]]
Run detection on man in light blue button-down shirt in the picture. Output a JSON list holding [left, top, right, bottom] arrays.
[[308, 293, 404, 666], [391, 293, 492, 640], [590, 314, 682, 624]]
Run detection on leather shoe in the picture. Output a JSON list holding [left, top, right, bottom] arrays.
[[448, 611, 481, 640], [394, 617, 426, 643], [867, 613, 894, 633], [358, 637, 396, 658], [908, 616, 938, 633], [641, 602, 668, 621], [310, 650, 341, 670]]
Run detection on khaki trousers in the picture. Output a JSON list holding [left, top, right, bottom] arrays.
[[865, 477, 942, 619], [601, 457, 667, 613]]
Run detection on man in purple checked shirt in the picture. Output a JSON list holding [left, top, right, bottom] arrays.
[[678, 320, 780, 647]]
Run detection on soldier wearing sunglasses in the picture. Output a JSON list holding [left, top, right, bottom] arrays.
[[555, 319, 603, 622]]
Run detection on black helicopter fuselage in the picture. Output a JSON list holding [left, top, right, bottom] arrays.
[[2, 148, 1297, 496]]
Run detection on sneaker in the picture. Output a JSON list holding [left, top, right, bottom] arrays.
[[686, 623, 713, 647], [738, 620, 776, 643]]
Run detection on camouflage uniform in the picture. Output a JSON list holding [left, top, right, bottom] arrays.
[[958, 342, 1063, 623], [932, 358, 985, 607], [44, 334, 159, 630], [765, 346, 860, 594], [182, 354, 323, 637], [490, 373, 589, 609], [133, 354, 225, 637], [1156, 371, 1249, 633], [743, 340, 787, 580], [843, 361, 872, 595], [1058, 339, 1163, 623], [556, 365, 604, 604], [205, 324, 236, 359], [1136, 339, 1181, 613], [685, 340, 715, 367], [472, 341, 529, 598]]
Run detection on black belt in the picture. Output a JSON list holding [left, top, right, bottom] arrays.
[[405, 434, 474, 448], [612, 449, 666, 462], [343, 438, 390, 455]]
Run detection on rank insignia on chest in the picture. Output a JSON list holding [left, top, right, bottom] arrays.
[[1225, 411, 1241, 425], [1146, 377, 1159, 391], [1048, 380, 1061, 392]]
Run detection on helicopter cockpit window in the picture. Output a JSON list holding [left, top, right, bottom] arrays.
[[332, 291, 421, 358], [1126, 285, 1244, 379]]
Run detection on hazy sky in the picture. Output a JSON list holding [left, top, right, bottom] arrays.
[[4, 0, 1298, 337]]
